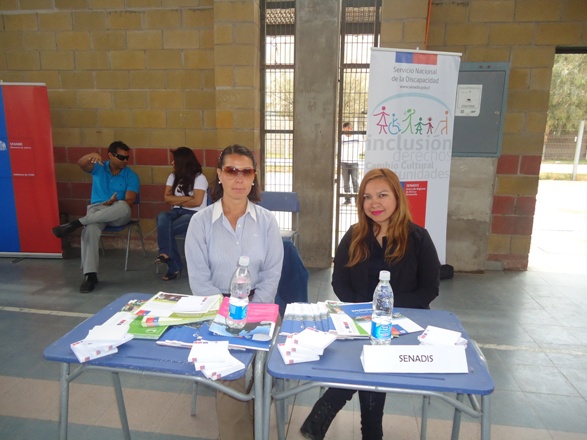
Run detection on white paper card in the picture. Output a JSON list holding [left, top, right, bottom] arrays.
[[417, 325, 462, 346], [361, 345, 468, 374]]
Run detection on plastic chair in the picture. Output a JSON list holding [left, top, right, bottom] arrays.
[[100, 194, 146, 271], [257, 191, 300, 248]]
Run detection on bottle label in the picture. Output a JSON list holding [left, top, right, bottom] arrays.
[[371, 321, 392, 340], [229, 303, 248, 321]]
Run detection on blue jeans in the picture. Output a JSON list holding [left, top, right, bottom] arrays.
[[156, 208, 195, 273]]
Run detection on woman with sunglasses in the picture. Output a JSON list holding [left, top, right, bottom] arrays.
[[185, 144, 284, 440], [155, 147, 208, 280], [300, 168, 440, 440]]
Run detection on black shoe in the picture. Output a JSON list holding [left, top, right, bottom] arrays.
[[80, 273, 98, 293], [300, 395, 341, 440], [52, 220, 82, 238]]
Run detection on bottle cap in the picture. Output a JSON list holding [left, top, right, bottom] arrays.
[[238, 256, 250, 266], [379, 270, 390, 281]]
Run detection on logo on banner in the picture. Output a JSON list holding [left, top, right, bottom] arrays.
[[0, 141, 6, 151]]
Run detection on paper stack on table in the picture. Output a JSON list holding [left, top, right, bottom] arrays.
[[70, 322, 134, 363], [188, 340, 245, 380], [417, 325, 467, 347], [278, 327, 337, 364]]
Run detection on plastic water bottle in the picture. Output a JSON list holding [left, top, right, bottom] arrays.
[[227, 256, 251, 330], [370, 270, 394, 345]]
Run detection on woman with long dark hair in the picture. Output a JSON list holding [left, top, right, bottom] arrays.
[[155, 147, 208, 280], [300, 168, 440, 440]]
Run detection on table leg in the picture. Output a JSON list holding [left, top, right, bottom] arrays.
[[275, 379, 286, 440], [58, 363, 70, 440], [481, 394, 491, 440], [420, 395, 430, 440], [111, 372, 131, 440], [191, 382, 199, 416], [253, 351, 266, 440], [451, 393, 465, 440], [262, 369, 273, 440]]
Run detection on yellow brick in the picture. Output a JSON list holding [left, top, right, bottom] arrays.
[[511, 235, 532, 255], [446, 24, 489, 46], [215, 24, 234, 44], [214, 66, 233, 87], [235, 109, 256, 129], [26, 70, 60, 89], [108, 11, 143, 30], [163, 29, 200, 49], [216, 89, 257, 110], [184, 50, 214, 70], [60, 71, 94, 89], [501, 133, 544, 155], [38, 12, 73, 31], [403, 20, 427, 44], [153, 166, 172, 184], [52, 128, 82, 147], [81, 128, 116, 148], [184, 8, 214, 27], [0, 0, 18, 10], [203, 109, 216, 129], [508, 68, 530, 90], [113, 91, 148, 109], [167, 70, 205, 89], [145, 9, 181, 29], [215, 1, 257, 22], [151, 129, 186, 147], [4, 14, 37, 31], [73, 11, 107, 30], [503, 112, 524, 133], [75, 51, 110, 70], [127, 31, 163, 49], [202, 70, 215, 89], [508, 90, 550, 113], [133, 110, 166, 128], [535, 23, 583, 45], [234, 23, 259, 45], [98, 109, 132, 128], [167, 110, 203, 129], [530, 68, 552, 91], [48, 90, 77, 109], [20, 0, 53, 9], [130, 71, 167, 89], [489, 23, 534, 46], [186, 128, 216, 148], [21, 31, 56, 50], [515, 0, 561, 22], [55, 0, 87, 9], [113, 128, 150, 147], [63, 109, 98, 128], [92, 31, 126, 50], [56, 31, 92, 50], [185, 90, 215, 110], [0, 56, 6, 71], [495, 175, 539, 196], [487, 234, 510, 254], [215, 44, 258, 66], [216, 110, 234, 129], [235, 66, 257, 88], [6, 51, 40, 70], [464, 46, 510, 63], [55, 163, 86, 182], [131, 166, 152, 185], [470, 1, 515, 23], [564, 0, 587, 20], [525, 113, 547, 134], [146, 50, 182, 69], [0, 32, 21, 50], [88, 0, 124, 8], [111, 50, 146, 70], [511, 46, 555, 68], [95, 71, 130, 89], [425, 24, 444, 46], [200, 28, 214, 50], [78, 90, 112, 109], [429, 3, 468, 24], [149, 90, 184, 109]]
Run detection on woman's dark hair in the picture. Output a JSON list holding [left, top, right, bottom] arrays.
[[171, 147, 202, 196], [210, 144, 261, 203]]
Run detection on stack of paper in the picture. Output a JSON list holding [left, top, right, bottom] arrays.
[[70, 323, 133, 363], [417, 325, 467, 347], [187, 340, 245, 380], [133, 292, 222, 327], [278, 327, 337, 364]]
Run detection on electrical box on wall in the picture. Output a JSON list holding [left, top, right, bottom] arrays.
[[452, 62, 510, 157]]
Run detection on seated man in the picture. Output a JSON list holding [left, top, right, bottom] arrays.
[[52, 141, 140, 293]]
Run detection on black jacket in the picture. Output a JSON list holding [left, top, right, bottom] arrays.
[[332, 222, 440, 309]]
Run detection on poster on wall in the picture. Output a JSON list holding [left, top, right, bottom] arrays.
[[0, 83, 62, 258], [364, 48, 461, 263]]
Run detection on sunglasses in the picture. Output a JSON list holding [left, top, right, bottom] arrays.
[[222, 166, 256, 178], [113, 153, 130, 161]]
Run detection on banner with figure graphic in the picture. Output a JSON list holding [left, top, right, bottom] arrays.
[[365, 48, 461, 263]]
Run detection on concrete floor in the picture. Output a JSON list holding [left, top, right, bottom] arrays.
[[0, 179, 586, 440]]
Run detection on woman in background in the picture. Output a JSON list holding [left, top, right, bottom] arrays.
[[155, 147, 208, 280], [300, 168, 440, 440]]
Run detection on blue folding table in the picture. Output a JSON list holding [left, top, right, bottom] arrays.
[[44, 293, 264, 440], [263, 308, 494, 440]]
